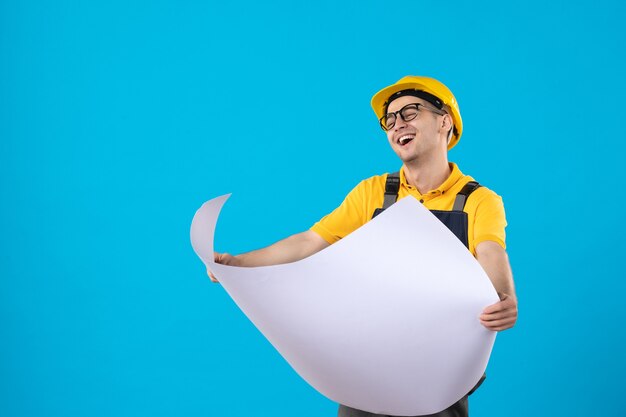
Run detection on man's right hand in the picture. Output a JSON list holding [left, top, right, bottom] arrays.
[[207, 252, 241, 283]]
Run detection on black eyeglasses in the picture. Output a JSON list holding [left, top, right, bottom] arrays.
[[379, 103, 447, 131]]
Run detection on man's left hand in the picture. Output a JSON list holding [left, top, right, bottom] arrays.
[[480, 292, 517, 331]]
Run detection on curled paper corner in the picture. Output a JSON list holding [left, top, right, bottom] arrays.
[[190, 193, 232, 266], [189, 194, 498, 415]]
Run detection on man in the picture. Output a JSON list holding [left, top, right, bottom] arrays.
[[210, 76, 518, 417]]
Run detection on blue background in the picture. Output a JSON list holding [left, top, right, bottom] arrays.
[[2, 1, 625, 416]]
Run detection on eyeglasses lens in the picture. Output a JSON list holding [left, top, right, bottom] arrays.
[[381, 104, 420, 131]]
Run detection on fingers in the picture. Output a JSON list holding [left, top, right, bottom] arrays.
[[480, 313, 516, 330], [207, 251, 237, 284], [214, 252, 236, 265], [206, 267, 219, 283], [207, 251, 227, 283], [480, 310, 513, 321], [480, 316, 516, 331], [480, 293, 517, 331], [480, 306, 517, 322], [480, 303, 517, 331]]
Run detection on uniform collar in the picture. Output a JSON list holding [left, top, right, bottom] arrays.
[[399, 162, 464, 195]]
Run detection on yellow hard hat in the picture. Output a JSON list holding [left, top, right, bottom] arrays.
[[371, 76, 463, 150]]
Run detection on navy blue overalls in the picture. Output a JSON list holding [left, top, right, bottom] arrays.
[[338, 172, 486, 417]]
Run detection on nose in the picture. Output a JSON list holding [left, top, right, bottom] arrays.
[[393, 114, 408, 131]]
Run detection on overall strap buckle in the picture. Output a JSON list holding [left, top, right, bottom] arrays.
[[382, 172, 400, 210], [452, 181, 481, 212], [372, 172, 400, 219]]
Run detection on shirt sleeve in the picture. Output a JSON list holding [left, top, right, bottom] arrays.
[[309, 180, 370, 245], [470, 189, 507, 254]]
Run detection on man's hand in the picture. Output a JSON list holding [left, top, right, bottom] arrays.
[[480, 292, 517, 331], [207, 252, 240, 283], [475, 241, 517, 332]]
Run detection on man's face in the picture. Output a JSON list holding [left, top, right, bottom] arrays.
[[385, 95, 447, 164]]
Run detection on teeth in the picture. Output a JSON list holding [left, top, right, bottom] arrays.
[[399, 135, 414, 145]]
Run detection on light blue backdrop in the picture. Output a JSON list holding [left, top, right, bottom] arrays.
[[2, 1, 624, 416]]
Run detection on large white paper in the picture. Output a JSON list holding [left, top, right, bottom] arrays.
[[190, 194, 498, 416]]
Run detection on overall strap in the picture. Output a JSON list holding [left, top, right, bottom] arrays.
[[451, 181, 481, 212], [382, 172, 400, 210]]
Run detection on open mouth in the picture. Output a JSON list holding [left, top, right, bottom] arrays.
[[397, 134, 414, 147]]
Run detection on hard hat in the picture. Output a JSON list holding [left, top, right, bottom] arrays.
[[371, 76, 463, 150]]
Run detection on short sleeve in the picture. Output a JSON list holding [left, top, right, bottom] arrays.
[[310, 180, 370, 245], [471, 190, 507, 254]]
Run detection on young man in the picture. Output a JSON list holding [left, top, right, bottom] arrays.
[[211, 76, 518, 417]]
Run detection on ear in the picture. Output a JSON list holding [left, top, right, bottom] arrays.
[[441, 113, 452, 132], [440, 114, 454, 143]]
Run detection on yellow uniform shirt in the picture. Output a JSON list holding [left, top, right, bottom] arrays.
[[310, 163, 506, 256]]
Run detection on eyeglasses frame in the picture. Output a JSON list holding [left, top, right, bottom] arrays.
[[379, 102, 447, 131]]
